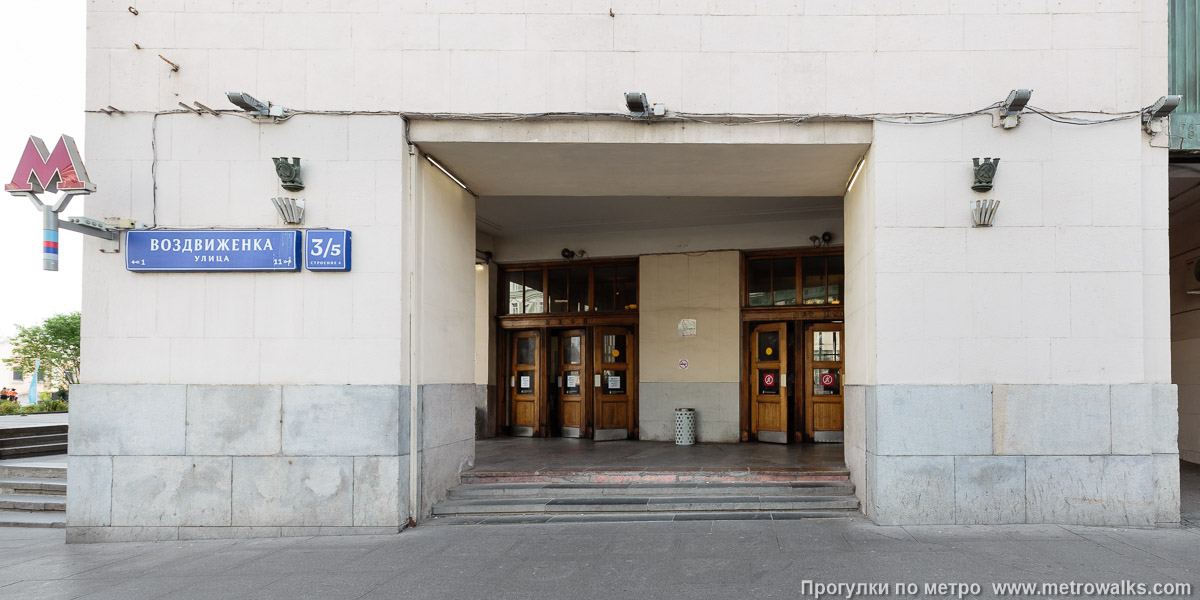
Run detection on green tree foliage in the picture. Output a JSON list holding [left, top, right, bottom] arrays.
[[4, 312, 81, 390]]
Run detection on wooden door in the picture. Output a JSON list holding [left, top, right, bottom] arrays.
[[805, 323, 844, 442], [593, 326, 634, 441], [558, 329, 587, 438], [751, 322, 788, 444], [510, 330, 541, 436]]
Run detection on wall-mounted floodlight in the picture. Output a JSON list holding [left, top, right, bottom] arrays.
[[625, 92, 648, 114], [226, 91, 286, 118], [1142, 95, 1182, 135], [624, 92, 666, 118], [1000, 89, 1032, 129]]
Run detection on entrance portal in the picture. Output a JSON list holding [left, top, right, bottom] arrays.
[[502, 325, 638, 440]]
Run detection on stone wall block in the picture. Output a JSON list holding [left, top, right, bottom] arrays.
[[1152, 384, 1179, 455], [418, 384, 476, 451], [70, 384, 186, 456], [1026, 456, 1155, 526], [232, 457, 353, 527], [1154, 453, 1181, 525], [353, 456, 404, 527], [638, 382, 739, 442], [66, 456, 113, 527], [186, 385, 282, 456], [282, 385, 401, 456], [874, 385, 992, 455], [1110, 384, 1153, 455], [111, 456, 232, 527], [953, 456, 1026, 524], [869, 455, 955, 525], [993, 385, 1111, 455]]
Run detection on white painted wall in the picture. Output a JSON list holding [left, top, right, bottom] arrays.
[[869, 116, 1169, 386], [80, 114, 409, 386], [86, 2, 1162, 116]]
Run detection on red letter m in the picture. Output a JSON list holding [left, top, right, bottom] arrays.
[[6, 135, 95, 194]]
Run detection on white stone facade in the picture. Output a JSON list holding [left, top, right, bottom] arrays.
[[76, 0, 1179, 539]]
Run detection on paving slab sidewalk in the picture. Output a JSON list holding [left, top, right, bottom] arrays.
[[0, 518, 1195, 600]]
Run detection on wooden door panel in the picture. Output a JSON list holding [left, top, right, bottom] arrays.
[[813, 402, 841, 431], [593, 327, 634, 440], [804, 323, 844, 441], [558, 329, 586, 437], [510, 331, 542, 435], [750, 322, 788, 443]]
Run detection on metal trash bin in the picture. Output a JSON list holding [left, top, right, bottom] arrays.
[[675, 408, 696, 445]]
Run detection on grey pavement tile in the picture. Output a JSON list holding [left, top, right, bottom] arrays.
[[902, 524, 1018, 542], [0, 578, 125, 600], [227, 544, 380, 575], [432, 533, 523, 556], [72, 577, 195, 600], [235, 571, 395, 600], [155, 575, 284, 600], [991, 523, 1082, 541]]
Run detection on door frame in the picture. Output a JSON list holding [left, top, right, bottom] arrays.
[[557, 328, 589, 438], [804, 322, 845, 442], [507, 329, 542, 437], [749, 322, 788, 444], [592, 325, 638, 441]]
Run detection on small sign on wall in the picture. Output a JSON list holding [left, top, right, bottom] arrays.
[[305, 229, 351, 271], [678, 318, 697, 338]]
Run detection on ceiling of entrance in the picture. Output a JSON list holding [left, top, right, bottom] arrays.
[[476, 196, 843, 237], [419, 142, 868, 197]]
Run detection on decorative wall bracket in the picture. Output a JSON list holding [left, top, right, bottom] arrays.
[[971, 157, 999, 192], [971, 199, 1000, 227], [271, 197, 305, 225], [272, 157, 304, 191]]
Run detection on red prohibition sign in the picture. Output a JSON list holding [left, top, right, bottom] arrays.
[[820, 373, 835, 386], [763, 373, 776, 387]]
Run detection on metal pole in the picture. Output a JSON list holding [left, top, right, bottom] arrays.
[[42, 204, 59, 271]]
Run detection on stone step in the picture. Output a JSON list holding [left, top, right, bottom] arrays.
[[448, 481, 855, 499], [429, 511, 857, 526], [0, 442, 68, 459], [0, 509, 65, 528], [0, 465, 67, 480], [0, 425, 67, 439], [0, 478, 66, 496], [0, 434, 68, 449], [432, 495, 860, 516], [0, 493, 65, 511], [460, 468, 850, 485]]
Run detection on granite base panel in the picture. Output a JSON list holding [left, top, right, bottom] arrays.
[[850, 384, 1181, 527], [67, 383, 479, 542]]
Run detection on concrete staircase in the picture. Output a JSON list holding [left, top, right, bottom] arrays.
[[0, 425, 68, 459], [0, 463, 66, 528], [431, 467, 860, 524]]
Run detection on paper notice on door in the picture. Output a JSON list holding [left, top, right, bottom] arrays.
[[519, 376, 531, 388], [566, 375, 578, 388], [608, 376, 621, 390]]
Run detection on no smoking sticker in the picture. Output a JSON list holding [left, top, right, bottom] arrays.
[[679, 359, 689, 370]]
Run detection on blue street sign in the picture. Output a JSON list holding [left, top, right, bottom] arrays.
[[305, 230, 352, 272], [125, 230, 301, 272]]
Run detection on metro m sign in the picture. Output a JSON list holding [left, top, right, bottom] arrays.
[[5, 135, 95, 194]]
